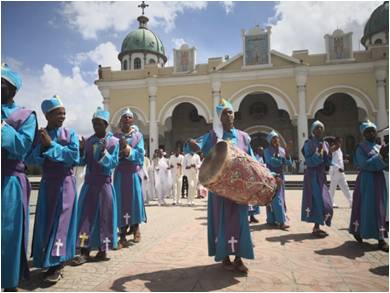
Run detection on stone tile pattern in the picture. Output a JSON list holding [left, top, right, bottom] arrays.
[[19, 187, 388, 292]]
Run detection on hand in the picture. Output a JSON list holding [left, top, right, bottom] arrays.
[[100, 140, 107, 157], [79, 136, 86, 152], [39, 128, 51, 147], [121, 145, 131, 158], [317, 143, 323, 154], [119, 136, 127, 150]]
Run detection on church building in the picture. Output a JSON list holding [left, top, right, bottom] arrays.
[[95, 1, 389, 171]]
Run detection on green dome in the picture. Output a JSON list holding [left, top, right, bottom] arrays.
[[361, 1, 389, 46], [119, 16, 167, 62]]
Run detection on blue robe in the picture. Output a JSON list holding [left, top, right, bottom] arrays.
[[29, 127, 79, 268], [114, 130, 146, 228], [264, 146, 292, 225], [77, 132, 119, 250], [188, 129, 254, 261], [349, 140, 388, 240], [1, 103, 37, 288], [301, 138, 333, 225]]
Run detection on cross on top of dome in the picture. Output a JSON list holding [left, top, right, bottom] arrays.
[[138, 1, 149, 16]]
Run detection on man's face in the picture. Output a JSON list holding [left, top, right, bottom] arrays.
[[335, 138, 342, 149], [220, 108, 234, 129], [256, 146, 264, 156], [46, 107, 66, 128], [313, 126, 323, 138], [363, 127, 377, 142], [120, 114, 133, 128], [1, 78, 16, 103], [271, 136, 280, 148], [92, 118, 108, 137]]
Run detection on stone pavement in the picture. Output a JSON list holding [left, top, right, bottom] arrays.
[[19, 189, 388, 292]]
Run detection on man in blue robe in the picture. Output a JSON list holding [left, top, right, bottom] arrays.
[[264, 130, 292, 230], [1, 64, 38, 291], [349, 121, 388, 252], [301, 120, 333, 237], [114, 108, 146, 247], [72, 107, 119, 265], [29, 95, 79, 283], [187, 99, 254, 274]]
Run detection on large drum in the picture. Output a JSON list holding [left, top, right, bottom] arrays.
[[199, 141, 278, 206]]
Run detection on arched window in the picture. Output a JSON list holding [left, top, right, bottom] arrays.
[[123, 60, 128, 70], [374, 39, 383, 45], [134, 58, 141, 69], [149, 59, 156, 64]]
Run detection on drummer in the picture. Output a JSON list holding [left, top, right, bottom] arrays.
[[186, 98, 254, 274]]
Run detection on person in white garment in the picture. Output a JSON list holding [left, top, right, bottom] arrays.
[[329, 137, 353, 208], [140, 153, 152, 205], [168, 148, 184, 205], [153, 149, 171, 206], [183, 151, 201, 206]]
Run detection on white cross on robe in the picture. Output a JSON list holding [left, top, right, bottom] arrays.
[[305, 207, 311, 217], [103, 237, 111, 251], [228, 236, 238, 253], [55, 239, 63, 256], [215, 237, 218, 243], [124, 213, 131, 225], [379, 226, 386, 237], [79, 232, 89, 247], [353, 220, 359, 232]]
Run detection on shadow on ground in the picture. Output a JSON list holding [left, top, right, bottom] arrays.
[[314, 240, 379, 260], [369, 265, 389, 276], [110, 263, 243, 292], [265, 232, 319, 245]]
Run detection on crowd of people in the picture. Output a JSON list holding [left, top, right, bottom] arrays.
[[1, 63, 388, 291]]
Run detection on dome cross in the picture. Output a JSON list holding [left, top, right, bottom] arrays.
[[138, 1, 149, 15]]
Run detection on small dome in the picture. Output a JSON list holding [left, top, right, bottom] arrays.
[[361, 1, 389, 47], [119, 15, 167, 62]]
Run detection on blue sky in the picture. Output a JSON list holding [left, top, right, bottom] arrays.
[[1, 1, 381, 136]]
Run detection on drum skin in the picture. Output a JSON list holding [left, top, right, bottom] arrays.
[[199, 141, 278, 206]]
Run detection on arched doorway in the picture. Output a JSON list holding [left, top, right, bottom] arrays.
[[310, 93, 367, 170], [234, 92, 297, 157], [161, 102, 211, 153]]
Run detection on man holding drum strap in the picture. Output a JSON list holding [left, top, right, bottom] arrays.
[[186, 99, 254, 274]]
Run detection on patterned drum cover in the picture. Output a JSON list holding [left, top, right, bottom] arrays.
[[199, 141, 278, 206]]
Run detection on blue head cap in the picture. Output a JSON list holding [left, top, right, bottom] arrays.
[[310, 120, 325, 135], [93, 106, 110, 124], [120, 107, 134, 118], [266, 130, 279, 144], [1, 63, 22, 92], [359, 120, 377, 134], [41, 95, 64, 114], [216, 98, 234, 118]]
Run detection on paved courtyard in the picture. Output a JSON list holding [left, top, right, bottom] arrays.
[[19, 178, 388, 292]]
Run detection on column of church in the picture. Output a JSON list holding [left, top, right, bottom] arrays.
[[295, 68, 309, 173], [375, 66, 388, 131], [148, 77, 159, 158], [211, 74, 221, 129]]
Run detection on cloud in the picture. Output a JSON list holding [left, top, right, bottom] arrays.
[[267, 1, 382, 55], [172, 38, 188, 49], [62, 1, 208, 39], [222, 1, 234, 14], [72, 42, 121, 71], [4, 57, 102, 137]]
